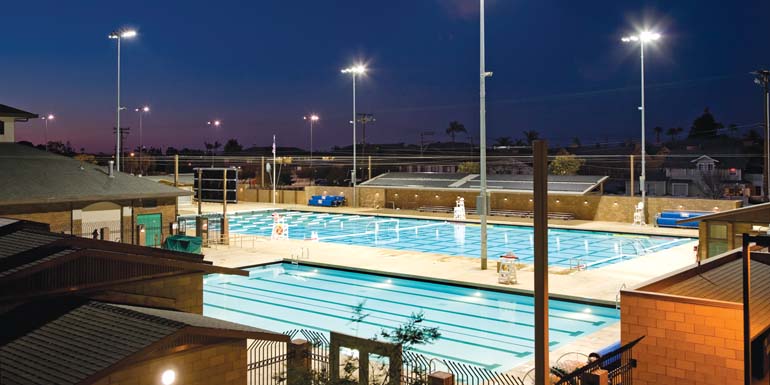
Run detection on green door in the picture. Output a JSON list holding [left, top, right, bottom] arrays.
[[137, 213, 162, 247]]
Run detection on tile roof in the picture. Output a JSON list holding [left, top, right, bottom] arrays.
[[0, 143, 191, 206], [0, 299, 279, 385]]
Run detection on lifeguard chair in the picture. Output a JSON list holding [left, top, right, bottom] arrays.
[[632, 202, 645, 226], [453, 197, 467, 220]]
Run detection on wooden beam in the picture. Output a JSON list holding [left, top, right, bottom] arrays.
[[533, 140, 549, 385]]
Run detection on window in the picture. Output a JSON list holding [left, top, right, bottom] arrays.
[[672, 183, 689, 197], [0, 121, 4, 135]]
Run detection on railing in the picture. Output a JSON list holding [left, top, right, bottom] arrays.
[[554, 336, 644, 385]]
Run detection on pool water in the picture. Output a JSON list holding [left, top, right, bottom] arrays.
[[222, 210, 691, 269], [204, 263, 620, 371]]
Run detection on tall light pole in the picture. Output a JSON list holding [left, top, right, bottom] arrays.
[[304, 114, 319, 185], [108, 28, 137, 172], [622, 30, 661, 224], [135, 106, 150, 175], [479, 0, 493, 270], [341, 64, 366, 207], [207, 120, 221, 167], [41, 114, 54, 150], [753, 70, 770, 201]]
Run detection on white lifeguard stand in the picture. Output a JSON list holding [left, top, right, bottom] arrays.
[[498, 252, 518, 284], [271, 213, 289, 240], [633, 201, 645, 226], [453, 196, 467, 220]]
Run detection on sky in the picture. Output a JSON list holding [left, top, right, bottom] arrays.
[[2, 0, 769, 153]]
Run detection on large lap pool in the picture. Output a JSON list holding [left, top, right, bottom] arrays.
[[220, 210, 692, 269], [204, 263, 620, 371]]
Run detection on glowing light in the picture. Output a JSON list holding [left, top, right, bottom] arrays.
[[45, 114, 55, 120], [304, 115, 320, 121], [109, 29, 137, 39], [341, 64, 367, 75], [161, 370, 176, 385], [622, 31, 661, 44]]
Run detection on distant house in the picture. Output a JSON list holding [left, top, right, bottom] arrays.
[[661, 155, 750, 198], [0, 104, 37, 143]]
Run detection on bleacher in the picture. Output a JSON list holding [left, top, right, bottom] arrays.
[[418, 206, 575, 220], [308, 195, 346, 207]]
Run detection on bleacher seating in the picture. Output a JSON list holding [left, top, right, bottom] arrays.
[[418, 206, 576, 220], [655, 210, 709, 228], [308, 195, 346, 207]]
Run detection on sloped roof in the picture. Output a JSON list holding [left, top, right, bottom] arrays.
[[678, 202, 769, 224], [360, 172, 608, 195], [0, 104, 38, 120], [0, 143, 191, 206], [0, 299, 284, 385], [661, 154, 749, 169]]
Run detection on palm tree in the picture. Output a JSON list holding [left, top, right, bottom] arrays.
[[446, 121, 467, 143], [522, 130, 540, 145], [495, 136, 514, 147], [653, 126, 663, 144]]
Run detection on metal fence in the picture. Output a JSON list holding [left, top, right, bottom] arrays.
[[247, 329, 526, 385], [554, 336, 644, 385]]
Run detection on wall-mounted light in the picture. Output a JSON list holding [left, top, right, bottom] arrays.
[[713, 206, 719, 211], [613, 202, 619, 206], [528, 198, 533, 203], [161, 370, 176, 385], [394, 193, 399, 197], [504, 197, 508, 201], [583, 201, 589, 205], [435, 194, 439, 199], [555, 199, 561, 204]]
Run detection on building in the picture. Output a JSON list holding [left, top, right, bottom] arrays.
[[0, 143, 192, 246], [0, 218, 288, 385], [621, 246, 770, 385], [662, 155, 751, 198], [679, 202, 770, 259], [0, 104, 37, 143]]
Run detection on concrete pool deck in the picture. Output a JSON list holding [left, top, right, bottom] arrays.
[[191, 202, 698, 376]]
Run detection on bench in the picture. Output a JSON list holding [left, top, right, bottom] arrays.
[[655, 210, 709, 228], [308, 195, 346, 207], [418, 206, 453, 213]]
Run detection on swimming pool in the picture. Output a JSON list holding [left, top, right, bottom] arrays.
[[204, 263, 620, 371], [221, 210, 692, 269]]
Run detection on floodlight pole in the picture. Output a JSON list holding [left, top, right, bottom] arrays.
[[479, 0, 489, 270], [352, 74, 358, 207], [639, 40, 648, 224], [116, 36, 122, 171]]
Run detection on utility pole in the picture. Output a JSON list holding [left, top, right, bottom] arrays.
[[112, 127, 130, 172], [356, 113, 375, 159], [753, 70, 770, 201]]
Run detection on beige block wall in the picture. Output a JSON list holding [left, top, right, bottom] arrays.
[[238, 185, 308, 205], [0, 202, 73, 233], [621, 291, 743, 385], [93, 340, 247, 385], [110, 273, 204, 314]]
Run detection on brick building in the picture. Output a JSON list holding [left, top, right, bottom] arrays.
[[621, 248, 770, 385], [0, 143, 191, 246], [0, 218, 288, 384]]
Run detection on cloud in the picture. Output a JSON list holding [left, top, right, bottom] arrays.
[[438, 0, 480, 20]]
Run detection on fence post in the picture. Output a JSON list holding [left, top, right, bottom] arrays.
[[286, 339, 312, 385], [100, 227, 109, 241], [428, 371, 454, 385], [581, 369, 608, 385]]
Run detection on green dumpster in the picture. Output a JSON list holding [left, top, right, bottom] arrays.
[[162, 235, 203, 254]]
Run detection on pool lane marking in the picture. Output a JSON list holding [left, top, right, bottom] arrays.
[[208, 284, 558, 345], [228, 275, 602, 330], [205, 286, 541, 352], [262, 272, 610, 327], [203, 291, 533, 358], [316, 222, 445, 241]]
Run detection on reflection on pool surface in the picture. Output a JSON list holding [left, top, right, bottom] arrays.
[[221, 210, 692, 269], [204, 263, 620, 371]]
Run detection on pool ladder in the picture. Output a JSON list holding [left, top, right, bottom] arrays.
[[290, 247, 310, 265], [615, 283, 627, 309]]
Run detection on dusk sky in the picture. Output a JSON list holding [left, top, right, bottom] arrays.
[[2, 0, 769, 153]]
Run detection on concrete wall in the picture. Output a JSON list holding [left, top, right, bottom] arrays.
[[92, 340, 247, 385], [109, 273, 204, 314], [237, 185, 307, 205], [0, 118, 15, 143], [621, 291, 743, 385], [356, 187, 739, 223]]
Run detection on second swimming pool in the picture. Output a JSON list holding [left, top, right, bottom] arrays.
[[222, 210, 692, 269], [204, 263, 620, 371]]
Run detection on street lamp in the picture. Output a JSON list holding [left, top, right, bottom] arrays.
[[135, 106, 150, 175], [479, 0, 493, 270], [207, 120, 221, 167], [108, 28, 137, 172], [41, 114, 54, 150], [622, 29, 661, 224], [304, 114, 319, 185], [752, 70, 770, 201], [341, 64, 366, 207]]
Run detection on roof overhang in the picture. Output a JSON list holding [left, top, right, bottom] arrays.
[[678, 202, 770, 224]]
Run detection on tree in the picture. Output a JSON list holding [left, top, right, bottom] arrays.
[[494, 136, 514, 147], [665, 127, 677, 143], [548, 149, 584, 176], [688, 108, 723, 138], [523, 130, 540, 145], [223, 138, 243, 154], [694, 171, 723, 199], [570, 137, 581, 148], [653, 126, 663, 144], [457, 162, 480, 173], [445, 121, 466, 143], [745, 128, 762, 144]]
